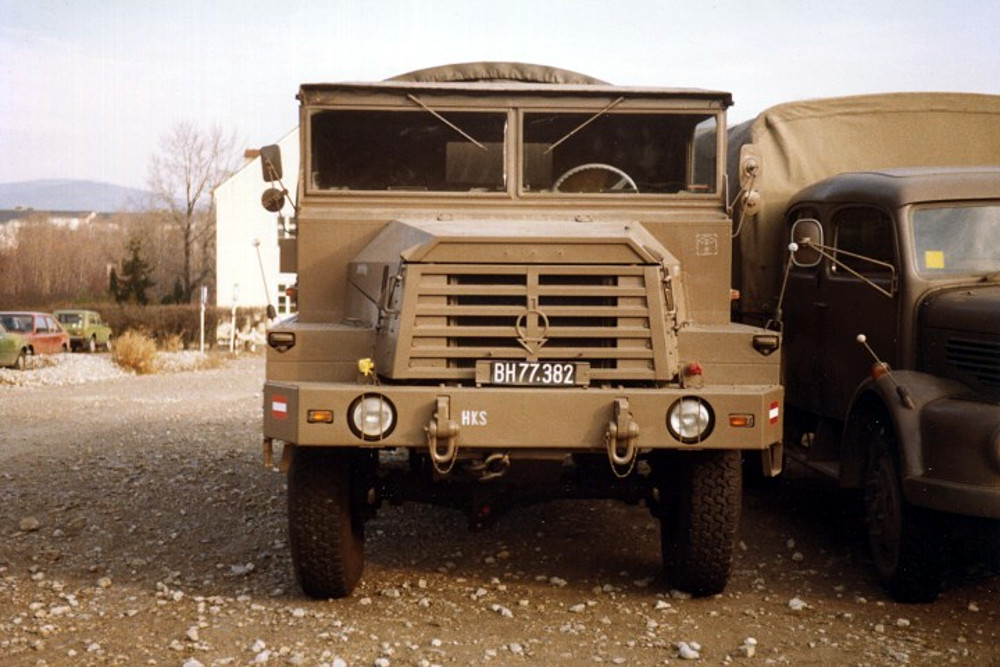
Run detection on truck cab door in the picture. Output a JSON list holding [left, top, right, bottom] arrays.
[[784, 205, 899, 421]]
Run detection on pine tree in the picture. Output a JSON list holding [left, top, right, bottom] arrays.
[[116, 238, 156, 305], [108, 267, 121, 302]]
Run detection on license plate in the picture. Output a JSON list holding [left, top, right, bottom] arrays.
[[478, 361, 588, 386]]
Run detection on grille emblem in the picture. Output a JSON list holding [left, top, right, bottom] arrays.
[[515, 298, 550, 356]]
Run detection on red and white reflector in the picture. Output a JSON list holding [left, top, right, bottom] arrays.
[[768, 401, 780, 424], [272, 394, 288, 420]]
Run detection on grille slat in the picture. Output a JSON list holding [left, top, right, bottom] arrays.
[[945, 338, 1000, 387], [390, 264, 673, 383], [415, 305, 652, 318], [408, 347, 656, 360]]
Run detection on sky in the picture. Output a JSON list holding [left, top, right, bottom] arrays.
[[1, 0, 998, 190]]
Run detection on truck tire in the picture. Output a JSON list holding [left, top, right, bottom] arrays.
[[659, 450, 741, 596], [88, 336, 97, 353], [287, 447, 365, 599], [864, 433, 947, 603]]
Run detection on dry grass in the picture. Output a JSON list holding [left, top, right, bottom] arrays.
[[111, 330, 158, 374], [160, 334, 184, 352]]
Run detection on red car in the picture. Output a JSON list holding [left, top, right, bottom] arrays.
[[0, 312, 70, 355]]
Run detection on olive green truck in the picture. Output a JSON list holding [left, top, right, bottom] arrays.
[[257, 63, 784, 599], [729, 93, 1000, 601]]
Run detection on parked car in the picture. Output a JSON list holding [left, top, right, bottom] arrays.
[[55, 309, 113, 352], [0, 321, 28, 370], [0, 312, 70, 355]]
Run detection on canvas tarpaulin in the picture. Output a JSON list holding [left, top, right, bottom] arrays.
[[728, 92, 1000, 321]]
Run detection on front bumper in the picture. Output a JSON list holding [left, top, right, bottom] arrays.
[[263, 381, 784, 453]]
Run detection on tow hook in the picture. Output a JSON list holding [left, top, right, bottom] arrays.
[[605, 397, 640, 477], [426, 396, 461, 475], [466, 453, 511, 482]]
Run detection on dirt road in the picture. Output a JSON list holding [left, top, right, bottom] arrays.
[[1, 355, 997, 665]]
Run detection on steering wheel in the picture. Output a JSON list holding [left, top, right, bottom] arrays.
[[553, 163, 639, 193]]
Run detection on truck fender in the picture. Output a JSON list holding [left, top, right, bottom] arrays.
[[840, 370, 968, 489]]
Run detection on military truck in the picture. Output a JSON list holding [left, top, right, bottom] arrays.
[[729, 93, 1000, 601], [257, 62, 784, 599]]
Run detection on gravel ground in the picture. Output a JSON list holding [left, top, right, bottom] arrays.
[[1, 353, 998, 666]]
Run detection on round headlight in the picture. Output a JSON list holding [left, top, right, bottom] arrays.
[[348, 394, 396, 441], [667, 397, 714, 444]]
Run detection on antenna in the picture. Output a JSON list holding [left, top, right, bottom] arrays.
[[856, 334, 914, 410]]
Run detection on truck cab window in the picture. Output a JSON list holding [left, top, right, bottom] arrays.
[[832, 207, 895, 275], [310, 110, 507, 192], [521, 112, 717, 194]]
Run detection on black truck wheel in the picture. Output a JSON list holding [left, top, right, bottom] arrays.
[[287, 447, 365, 599], [659, 450, 742, 596], [864, 434, 947, 603]]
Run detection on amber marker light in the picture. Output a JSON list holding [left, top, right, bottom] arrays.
[[870, 361, 890, 379], [728, 414, 755, 428], [307, 409, 334, 424]]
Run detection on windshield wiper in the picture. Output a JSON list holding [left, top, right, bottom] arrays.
[[544, 96, 626, 154], [406, 94, 487, 150]]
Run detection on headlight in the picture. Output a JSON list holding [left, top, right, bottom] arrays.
[[348, 394, 396, 441], [667, 397, 714, 444]]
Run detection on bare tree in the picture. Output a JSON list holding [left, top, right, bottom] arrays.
[[147, 121, 240, 303], [0, 213, 122, 307]]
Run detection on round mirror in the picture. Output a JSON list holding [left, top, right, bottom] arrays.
[[261, 187, 286, 213]]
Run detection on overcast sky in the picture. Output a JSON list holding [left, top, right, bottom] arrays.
[[2, 0, 997, 189]]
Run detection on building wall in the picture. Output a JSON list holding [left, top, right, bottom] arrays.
[[215, 129, 299, 313]]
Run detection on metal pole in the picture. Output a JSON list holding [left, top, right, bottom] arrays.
[[253, 238, 276, 320]]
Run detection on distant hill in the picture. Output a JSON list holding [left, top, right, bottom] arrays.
[[0, 179, 150, 213]]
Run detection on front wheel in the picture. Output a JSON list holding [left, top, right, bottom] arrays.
[[87, 336, 97, 353], [657, 450, 742, 596], [287, 447, 365, 598], [864, 433, 947, 602]]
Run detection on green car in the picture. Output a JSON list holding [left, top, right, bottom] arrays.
[[0, 321, 28, 370], [54, 309, 113, 352]]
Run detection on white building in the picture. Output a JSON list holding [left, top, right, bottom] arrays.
[[214, 129, 299, 316]]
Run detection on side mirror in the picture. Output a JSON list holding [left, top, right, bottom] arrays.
[[260, 144, 283, 182], [790, 218, 823, 268]]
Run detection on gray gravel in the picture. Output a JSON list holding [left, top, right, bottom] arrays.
[[1, 354, 998, 665]]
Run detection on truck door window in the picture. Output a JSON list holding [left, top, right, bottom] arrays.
[[310, 110, 507, 192], [521, 112, 717, 194], [832, 207, 895, 275]]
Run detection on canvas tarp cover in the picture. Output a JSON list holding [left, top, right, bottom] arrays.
[[728, 92, 1000, 319]]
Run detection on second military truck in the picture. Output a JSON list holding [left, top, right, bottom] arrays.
[[729, 93, 1000, 601], [258, 62, 783, 599]]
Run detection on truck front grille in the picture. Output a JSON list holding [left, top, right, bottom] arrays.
[[391, 264, 673, 383], [946, 337, 1000, 388]]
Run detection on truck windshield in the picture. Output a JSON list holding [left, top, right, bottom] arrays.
[[523, 112, 718, 194], [912, 203, 1000, 276], [308, 108, 719, 196], [310, 110, 508, 192]]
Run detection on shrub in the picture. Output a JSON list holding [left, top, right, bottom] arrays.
[[111, 330, 158, 374], [161, 334, 184, 352], [51, 303, 271, 349]]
